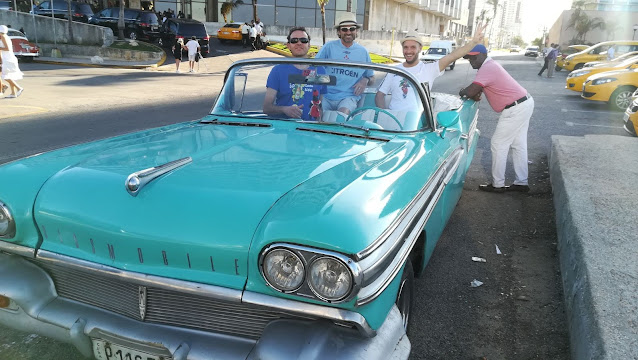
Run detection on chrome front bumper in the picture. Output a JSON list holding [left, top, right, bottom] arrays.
[[0, 252, 410, 360]]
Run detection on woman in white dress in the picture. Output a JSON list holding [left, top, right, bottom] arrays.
[[0, 25, 24, 98]]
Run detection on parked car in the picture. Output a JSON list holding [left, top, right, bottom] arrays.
[[7, 28, 40, 61], [89, 8, 159, 41], [581, 68, 638, 111], [623, 91, 638, 136], [217, 22, 243, 43], [562, 40, 638, 72], [566, 55, 638, 92], [556, 44, 588, 71], [583, 51, 638, 68], [420, 40, 457, 70], [0, 0, 13, 10], [157, 18, 209, 56], [31, 0, 94, 23], [0, 58, 480, 360], [510, 46, 521, 53], [524, 46, 539, 57]]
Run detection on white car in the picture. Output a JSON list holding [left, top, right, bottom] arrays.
[[525, 46, 540, 57], [420, 40, 457, 70]]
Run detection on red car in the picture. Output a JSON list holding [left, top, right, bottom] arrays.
[[8, 29, 40, 61]]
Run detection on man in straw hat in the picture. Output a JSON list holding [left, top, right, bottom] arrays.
[[375, 24, 486, 111], [314, 12, 373, 115]]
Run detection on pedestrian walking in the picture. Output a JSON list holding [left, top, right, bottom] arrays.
[[241, 22, 250, 48], [607, 45, 615, 60], [254, 18, 264, 49], [538, 43, 553, 76], [459, 44, 534, 193], [172, 38, 185, 73], [546, 44, 559, 78], [249, 24, 257, 51], [185, 36, 200, 73], [0, 25, 24, 99]]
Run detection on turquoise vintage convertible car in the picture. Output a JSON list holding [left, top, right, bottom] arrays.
[[0, 59, 479, 360]]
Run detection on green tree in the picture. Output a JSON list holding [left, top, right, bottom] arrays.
[[118, 0, 125, 40], [318, 0, 329, 45], [486, 0, 500, 44], [221, 0, 243, 23], [532, 37, 543, 47], [252, 0, 258, 22], [511, 36, 525, 47], [601, 20, 621, 40], [567, 12, 604, 42]]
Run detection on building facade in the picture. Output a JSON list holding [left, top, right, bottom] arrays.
[[580, 0, 638, 11], [548, 8, 638, 46]]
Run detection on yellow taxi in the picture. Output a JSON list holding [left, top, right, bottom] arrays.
[[562, 41, 638, 72], [566, 55, 638, 92], [556, 45, 588, 71], [217, 22, 243, 43], [623, 92, 638, 136], [581, 68, 638, 111]]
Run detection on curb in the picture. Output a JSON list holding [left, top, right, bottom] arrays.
[[32, 49, 167, 69]]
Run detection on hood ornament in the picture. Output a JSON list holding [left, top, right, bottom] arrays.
[[125, 157, 192, 197]]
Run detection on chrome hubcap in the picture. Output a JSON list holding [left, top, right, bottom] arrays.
[[617, 92, 632, 109]]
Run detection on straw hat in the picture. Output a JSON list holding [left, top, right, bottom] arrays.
[[334, 12, 360, 29], [401, 30, 423, 47], [0, 25, 8, 34]]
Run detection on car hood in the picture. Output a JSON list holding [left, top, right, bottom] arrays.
[[33, 122, 390, 289], [587, 68, 635, 81]]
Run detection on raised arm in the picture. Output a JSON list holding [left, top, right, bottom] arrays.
[[438, 23, 487, 72]]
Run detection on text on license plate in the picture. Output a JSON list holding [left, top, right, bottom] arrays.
[[223, 31, 229, 34], [93, 339, 170, 360]]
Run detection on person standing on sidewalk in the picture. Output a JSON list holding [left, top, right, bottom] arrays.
[[314, 12, 373, 115], [248, 24, 257, 51], [241, 22, 250, 48], [0, 25, 24, 98], [546, 44, 559, 78], [459, 44, 534, 193], [538, 43, 553, 77], [185, 36, 200, 73]]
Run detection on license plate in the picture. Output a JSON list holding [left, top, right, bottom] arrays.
[[93, 339, 170, 360], [222, 31, 229, 34], [151, 26, 158, 30]]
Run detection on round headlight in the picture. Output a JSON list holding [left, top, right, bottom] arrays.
[[262, 248, 305, 292], [0, 202, 15, 238], [308, 257, 353, 301]]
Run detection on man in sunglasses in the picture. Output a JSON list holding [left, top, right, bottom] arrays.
[[375, 24, 486, 111], [263, 27, 327, 120], [314, 12, 373, 115]]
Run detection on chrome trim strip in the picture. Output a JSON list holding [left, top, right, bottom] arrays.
[[242, 291, 376, 338], [125, 157, 192, 197], [35, 250, 242, 303], [0, 241, 35, 257], [356, 148, 465, 305], [258, 243, 362, 304]]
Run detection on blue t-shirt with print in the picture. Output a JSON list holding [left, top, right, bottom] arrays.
[[266, 65, 327, 120], [315, 40, 374, 101]]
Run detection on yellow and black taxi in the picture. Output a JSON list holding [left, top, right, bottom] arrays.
[[581, 68, 638, 111], [566, 55, 638, 93], [556, 45, 588, 71], [623, 92, 638, 136], [217, 22, 243, 43], [562, 40, 638, 72]]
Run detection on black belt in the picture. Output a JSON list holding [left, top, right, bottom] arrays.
[[504, 95, 529, 109]]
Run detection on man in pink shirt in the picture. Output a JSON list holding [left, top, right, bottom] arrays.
[[459, 44, 534, 193]]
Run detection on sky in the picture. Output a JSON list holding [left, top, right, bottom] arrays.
[[520, 0, 574, 42]]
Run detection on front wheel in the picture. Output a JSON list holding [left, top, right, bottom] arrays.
[[610, 86, 635, 111], [574, 63, 585, 70], [157, 37, 165, 47], [555, 65, 562, 71], [449, 61, 455, 70], [128, 31, 137, 40], [396, 259, 414, 335]]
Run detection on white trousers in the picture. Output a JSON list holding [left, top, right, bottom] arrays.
[[490, 96, 534, 187]]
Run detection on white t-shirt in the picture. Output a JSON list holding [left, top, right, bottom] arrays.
[[249, 27, 257, 38], [255, 22, 263, 35], [185, 40, 199, 56], [377, 61, 443, 110]]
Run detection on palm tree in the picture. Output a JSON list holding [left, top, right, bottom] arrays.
[[66, 0, 74, 41], [252, 0, 258, 22], [486, 0, 500, 46], [318, 0, 329, 45], [567, 11, 604, 42], [221, 0, 243, 23], [117, 0, 125, 40], [601, 20, 621, 41]]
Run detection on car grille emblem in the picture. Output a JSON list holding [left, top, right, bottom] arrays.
[[138, 286, 147, 320]]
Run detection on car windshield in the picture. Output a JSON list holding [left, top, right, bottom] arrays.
[[426, 48, 447, 55], [177, 23, 207, 37], [7, 29, 24, 37], [140, 12, 158, 24], [224, 24, 241, 28], [210, 59, 432, 133]]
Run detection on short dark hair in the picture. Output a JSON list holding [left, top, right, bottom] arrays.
[[287, 27, 310, 42]]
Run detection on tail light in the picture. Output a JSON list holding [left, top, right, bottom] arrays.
[[231, 30, 239, 34], [204, 35, 209, 40], [74, 12, 81, 17], [175, 35, 184, 40], [140, 22, 148, 27]]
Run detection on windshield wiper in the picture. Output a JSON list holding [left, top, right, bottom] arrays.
[[200, 119, 271, 127], [295, 121, 389, 142], [297, 120, 370, 133]]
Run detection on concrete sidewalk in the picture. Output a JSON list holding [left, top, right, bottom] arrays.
[[549, 134, 638, 360]]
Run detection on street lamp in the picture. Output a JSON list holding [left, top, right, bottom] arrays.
[[633, 24, 638, 40]]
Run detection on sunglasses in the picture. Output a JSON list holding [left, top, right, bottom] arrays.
[[289, 37, 309, 44], [340, 26, 357, 32]]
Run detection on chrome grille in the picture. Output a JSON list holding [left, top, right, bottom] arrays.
[[37, 261, 311, 339]]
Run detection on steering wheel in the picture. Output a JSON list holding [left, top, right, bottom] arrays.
[[345, 106, 402, 130]]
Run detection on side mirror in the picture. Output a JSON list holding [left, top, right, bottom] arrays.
[[437, 110, 460, 138]]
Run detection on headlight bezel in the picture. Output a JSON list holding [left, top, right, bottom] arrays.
[[0, 201, 16, 239], [307, 256, 354, 302], [569, 70, 591, 78], [591, 77, 617, 85], [261, 248, 306, 293], [259, 243, 362, 304]]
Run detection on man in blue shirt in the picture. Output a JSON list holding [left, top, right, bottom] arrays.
[[263, 27, 327, 121], [314, 12, 373, 115]]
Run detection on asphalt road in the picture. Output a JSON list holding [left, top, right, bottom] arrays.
[[0, 50, 630, 359]]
